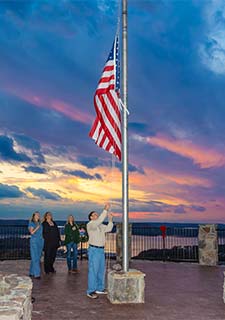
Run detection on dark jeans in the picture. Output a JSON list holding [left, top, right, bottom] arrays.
[[44, 245, 58, 273], [66, 242, 78, 270]]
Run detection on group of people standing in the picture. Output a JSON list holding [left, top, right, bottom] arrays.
[[28, 204, 113, 300], [28, 212, 80, 278]]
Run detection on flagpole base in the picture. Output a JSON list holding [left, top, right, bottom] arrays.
[[107, 269, 145, 304]]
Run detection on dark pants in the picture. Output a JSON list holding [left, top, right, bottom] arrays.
[[44, 246, 58, 273]]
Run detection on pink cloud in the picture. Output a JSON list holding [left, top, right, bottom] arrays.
[[134, 133, 225, 169], [51, 99, 93, 124], [130, 167, 212, 188], [4, 87, 93, 124]]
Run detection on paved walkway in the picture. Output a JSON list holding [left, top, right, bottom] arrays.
[[0, 259, 225, 320]]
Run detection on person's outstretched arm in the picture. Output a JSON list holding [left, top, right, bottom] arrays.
[[102, 213, 113, 232], [88, 204, 110, 229]]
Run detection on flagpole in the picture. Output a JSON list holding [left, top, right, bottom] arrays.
[[122, 0, 129, 273]]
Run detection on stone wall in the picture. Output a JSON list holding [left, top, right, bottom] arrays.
[[0, 274, 32, 320], [223, 272, 225, 304], [198, 224, 218, 266]]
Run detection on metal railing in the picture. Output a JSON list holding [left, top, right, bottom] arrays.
[[0, 225, 30, 260], [131, 226, 199, 262], [0, 223, 224, 264], [218, 228, 225, 263]]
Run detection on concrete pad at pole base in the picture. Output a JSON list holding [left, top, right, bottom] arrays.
[[107, 269, 145, 304]]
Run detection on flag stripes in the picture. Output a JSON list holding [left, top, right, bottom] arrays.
[[89, 35, 122, 160]]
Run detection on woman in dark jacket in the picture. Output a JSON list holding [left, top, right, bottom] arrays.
[[64, 215, 80, 273], [42, 212, 60, 274]]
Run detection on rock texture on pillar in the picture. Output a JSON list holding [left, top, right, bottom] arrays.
[[0, 274, 32, 320], [108, 269, 145, 304], [116, 223, 132, 262], [198, 224, 218, 266], [223, 272, 225, 304]]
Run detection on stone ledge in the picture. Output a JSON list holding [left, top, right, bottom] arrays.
[[107, 269, 145, 304], [0, 274, 32, 320]]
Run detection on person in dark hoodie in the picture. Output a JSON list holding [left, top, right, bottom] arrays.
[[64, 215, 80, 273], [42, 212, 60, 274]]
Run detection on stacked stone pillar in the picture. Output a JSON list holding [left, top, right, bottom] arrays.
[[223, 272, 225, 304], [198, 224, 218, 266]]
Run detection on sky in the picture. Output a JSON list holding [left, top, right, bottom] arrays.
[[0, 0, 225, 223]]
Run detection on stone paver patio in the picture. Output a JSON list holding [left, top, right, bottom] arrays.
[[0, 259, 224, 320]]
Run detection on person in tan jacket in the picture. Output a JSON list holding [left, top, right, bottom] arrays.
[[86, 203, 113, 299]]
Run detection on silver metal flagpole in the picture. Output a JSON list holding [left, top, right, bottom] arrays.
[[122, 0, 129, 273]]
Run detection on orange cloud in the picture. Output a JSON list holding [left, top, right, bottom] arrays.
[[134, 133, 225, 169]]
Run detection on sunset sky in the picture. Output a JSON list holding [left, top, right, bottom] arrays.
[[0, 0, 225, 223]]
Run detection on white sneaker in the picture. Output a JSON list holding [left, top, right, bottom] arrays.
[[87, 292, 98, 299], [95, 289, 108, 295]]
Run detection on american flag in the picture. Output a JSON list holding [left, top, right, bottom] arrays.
[[89, 35, 122, 161]]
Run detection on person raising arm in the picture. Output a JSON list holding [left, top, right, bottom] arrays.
[[86, 203, 113, 299]]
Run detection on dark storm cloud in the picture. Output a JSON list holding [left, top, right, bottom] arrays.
[[0, 183, 24, 198], [62, 169, 102, 180], [76, 156, 106, 169], [26, 187, 61, 201], [14, 134, 45, 164], [0, 135, 31, 163], [77, 156, 145, 174], [24, 166, 47, 174]]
